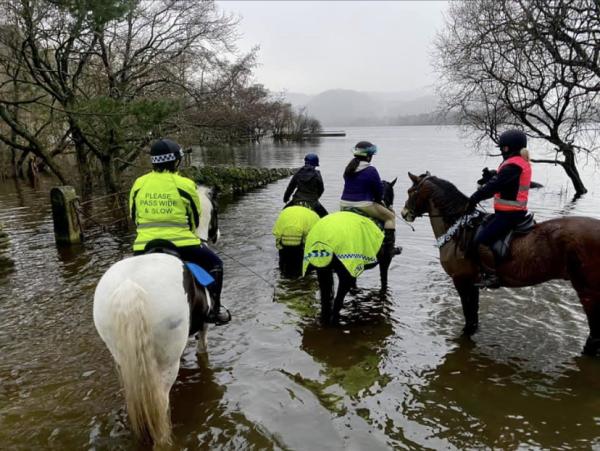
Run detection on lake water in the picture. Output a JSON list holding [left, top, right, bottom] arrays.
[[1, 126, 599, 449]]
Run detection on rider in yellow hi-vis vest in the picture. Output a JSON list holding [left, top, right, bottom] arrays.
[[129, 138, 231, 325]]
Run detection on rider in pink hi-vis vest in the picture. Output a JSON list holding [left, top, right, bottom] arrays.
[[493, 155, 532, 212], [467, 130, 532, 288]]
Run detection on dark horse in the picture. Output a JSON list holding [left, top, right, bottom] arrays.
[[310, 179, 400, 324], [401, 172, 600, 356]]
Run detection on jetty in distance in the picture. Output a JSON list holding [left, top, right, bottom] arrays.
[[308, 130, 346, 137]]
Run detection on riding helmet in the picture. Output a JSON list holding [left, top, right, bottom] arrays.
[[497, 130, 527, 152], [353, 141, 378, 157], [304, 153, 319, 166], [150, 138, 184, 164]]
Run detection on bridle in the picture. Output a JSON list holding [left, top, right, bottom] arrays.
[[404, 175, 433, 219]]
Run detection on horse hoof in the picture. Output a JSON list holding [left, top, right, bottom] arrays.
[[462, 322, 478, 336]]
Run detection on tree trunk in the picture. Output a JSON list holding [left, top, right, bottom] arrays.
[[16, 150, 29, 178], [561, 146, 587, 196], [10, 146, 18, 178], [100, 155, 120, 194], [71, 128, 93, 197]]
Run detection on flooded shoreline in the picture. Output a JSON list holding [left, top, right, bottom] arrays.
[[1, 126, 599, 449]]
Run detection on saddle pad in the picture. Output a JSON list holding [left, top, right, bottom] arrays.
[[273, 206, 320, 249], [185, 262, 215, 287], [303, 211, 384, 278]]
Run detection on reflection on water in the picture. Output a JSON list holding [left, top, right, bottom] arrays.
[[407, 339, 600, 449], [1, 126, 599, 449]]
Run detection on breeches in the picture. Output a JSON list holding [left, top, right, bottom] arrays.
[[474, 211, 527, 246], [354, 203, 396, 229]]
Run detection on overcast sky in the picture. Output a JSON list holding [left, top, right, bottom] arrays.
[[218, 1, 449, 94]]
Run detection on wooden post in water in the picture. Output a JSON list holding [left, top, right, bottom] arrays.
[[50, 186, 82, 245]]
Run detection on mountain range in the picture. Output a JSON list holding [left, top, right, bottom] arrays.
[[282, 88, 440, 126]]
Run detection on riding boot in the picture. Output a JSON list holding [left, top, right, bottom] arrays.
[[474, 251, 501, 289], [474, 270, 501, 289], [206, 268, 231, 325], [383, 229, 402, 258]]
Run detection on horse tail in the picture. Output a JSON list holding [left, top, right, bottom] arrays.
[[109, 279, 172, 446]]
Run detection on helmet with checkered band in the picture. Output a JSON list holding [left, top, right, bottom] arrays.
[[150, 138, 184, 166]]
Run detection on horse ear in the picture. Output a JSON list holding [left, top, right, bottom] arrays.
[[425, 171, 431, 176], [408, 172, 419, 184], [390, 177, 397, 186]]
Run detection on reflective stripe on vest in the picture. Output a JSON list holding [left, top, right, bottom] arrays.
[[493, 156, 532, 212], [137, 222, 189, 229]]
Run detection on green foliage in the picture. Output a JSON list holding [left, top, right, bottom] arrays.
[[181, 166, 294, 195], [54, 0, 134, 26], [74, 96, 182, 155]]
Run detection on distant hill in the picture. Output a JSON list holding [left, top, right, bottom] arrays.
[[282, 88, 441, 126]]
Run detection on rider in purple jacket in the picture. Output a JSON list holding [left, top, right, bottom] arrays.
[[340, 141, 400, 257]]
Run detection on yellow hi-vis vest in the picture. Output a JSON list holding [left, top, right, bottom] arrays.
[[129, 171, 202, 251], [302, 211, 384, 278], [272, 206, 320, 249]]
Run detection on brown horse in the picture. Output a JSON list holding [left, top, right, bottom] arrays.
[[401, 172, 600, 357]]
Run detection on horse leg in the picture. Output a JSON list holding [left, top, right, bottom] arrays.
[[317, 267, 334, 324], [279, 246, 303, 278], [453, 278, 480, 336], [196, 322, 209, 355], [331, 262, 353, 324], [576, 289, 600, 357], [379, 253, 391, 289]]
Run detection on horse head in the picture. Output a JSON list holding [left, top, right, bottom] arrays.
[[401, 171, 432, 222], [401, 171, 470, 223], [196, 185, 220, 244], [381, 177, 397, 209]]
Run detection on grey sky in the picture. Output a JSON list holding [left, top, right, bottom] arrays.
[[218, 1, 449, 94]]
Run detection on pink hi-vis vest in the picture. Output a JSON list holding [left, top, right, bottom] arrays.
[[493, 155, 531, 212]]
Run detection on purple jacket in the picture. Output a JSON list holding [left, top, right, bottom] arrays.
[[341, 164, 383, 202]]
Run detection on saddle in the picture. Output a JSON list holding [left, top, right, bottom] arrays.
[[476, 213, 535, 261], [144, 239, 213, 334], [339, 206, 384, 230]]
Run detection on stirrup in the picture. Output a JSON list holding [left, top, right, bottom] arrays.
[[207, 307, 231, 325], [474, 273, 501, 289]]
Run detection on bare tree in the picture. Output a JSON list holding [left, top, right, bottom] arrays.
[[0, 0, 242, 193], [436, 0, 600, 196]]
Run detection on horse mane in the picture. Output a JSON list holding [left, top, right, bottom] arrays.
[[196, 185, 214, 242], [426, 176, 469, 220]]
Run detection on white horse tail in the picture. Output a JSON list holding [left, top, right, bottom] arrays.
[[109, 279, 172, 446]]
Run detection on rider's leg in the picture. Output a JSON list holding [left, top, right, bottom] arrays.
[[361, 203, 402, 257], [177, 245, 231, 325], [313, 201, 329, 218], [474, 212, 523, 288]]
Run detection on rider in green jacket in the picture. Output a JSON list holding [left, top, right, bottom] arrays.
[[129, 138, 231, 325]]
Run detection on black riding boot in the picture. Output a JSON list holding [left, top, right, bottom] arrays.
[[474, 251, 501, 289], [206, 268, 231, 325], [383, 229, 402, 258]]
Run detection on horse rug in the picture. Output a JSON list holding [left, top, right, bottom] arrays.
[[302, 211, 384, 278], [273, 205, 320, 248]]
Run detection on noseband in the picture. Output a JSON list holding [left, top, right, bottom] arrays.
[[405, 175, 432, 218]]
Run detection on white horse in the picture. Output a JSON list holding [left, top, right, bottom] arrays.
[[93, 185, 219, 446]]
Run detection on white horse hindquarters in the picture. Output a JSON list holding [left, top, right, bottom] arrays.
[[93, 254, 191, 444], [94, 254, 190, 364]]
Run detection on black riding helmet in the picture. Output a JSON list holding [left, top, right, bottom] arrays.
[[497, 129, 527, 153], [150, 138, 183, 165]]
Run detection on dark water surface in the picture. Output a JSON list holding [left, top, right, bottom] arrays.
[[1, 126, 599, 450]]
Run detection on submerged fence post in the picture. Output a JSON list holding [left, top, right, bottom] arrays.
[[50, 186, 82, 245]]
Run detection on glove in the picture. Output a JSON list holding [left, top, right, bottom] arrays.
[[466, 197, 478, 212]]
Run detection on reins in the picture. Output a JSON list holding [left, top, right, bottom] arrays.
[[218, 248, 278, 299]]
